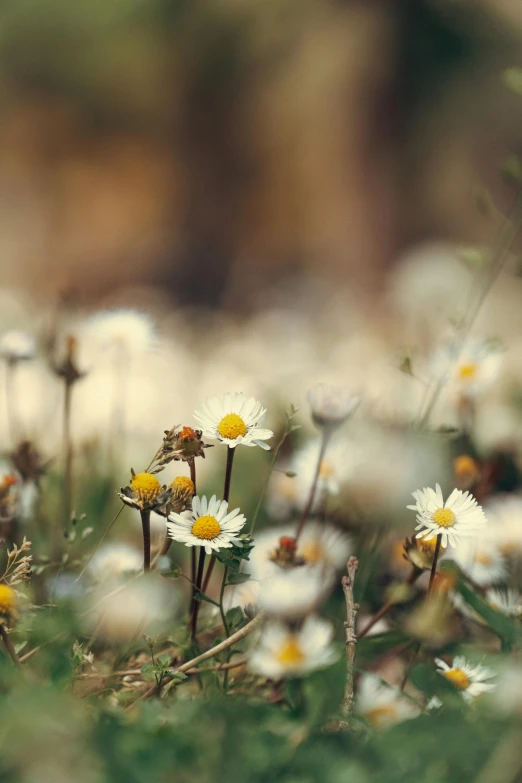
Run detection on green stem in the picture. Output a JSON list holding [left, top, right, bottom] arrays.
[[190, 548, 206, 642], [140, 510, 151, 573], [294, 429, 330, 544]]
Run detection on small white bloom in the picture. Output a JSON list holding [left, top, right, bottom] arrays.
[[484, 495, 522, 556], [356, 674, 420, 729], [438, 339, 502, 396], [249, 615, 338, 678], [435, 656, 496, 703], [88, 543, 143, 583], [0, 329, 36, 362], [307, 383, 360, 429], [485, 588, 522, 618], [194, 392, 273, 450], [408, 483, 486, 547], [446, 539, 507, 586], [82, 309, 156, 354], [258, 565, 333, 619], [166, 494, 246, 555], [223, 580, 261, 615]]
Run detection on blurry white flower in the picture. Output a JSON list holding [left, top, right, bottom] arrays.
[[446, 539, 507, 586], [88, 543, 143, 583], [82, 309, 156, 354], [485, 588, 522, 618], [408, 484, 486, 547], [484, 495, 522, 556], [194, 392, 273, 450], [0, 329, 36, 362], [433, 339, 502, 397], [223, 579, 261, 615], [307, 383, 360, 430], [249, 615, 338, 678], [85, 575, 175, 642], [356, 674, 420, 729], [293, 437, 353, 500], [167, 495, 246, 555], [435, 656, 496, 703], [258, 565, 333, 619]]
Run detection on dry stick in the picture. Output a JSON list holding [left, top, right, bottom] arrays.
[[358, 567, 421, 640], [341, 557, 359, 719], [78, 656, 248, 680], [128, 611, 266, 708], [0, 625, 20, 667], [140, 510, 151, 573], [201, 446, 235, 595], [294, 429, 330, 544]]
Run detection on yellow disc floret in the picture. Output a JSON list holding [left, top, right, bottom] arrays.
[[319, 460, 334, 479], [130, 472, 162, 505], [217, 413, 247, 440], [277, 637, 305, 667], [432, 508, 457, 528], [170, 475, 195, 496], [458, 362, 478, 381], [444, 668, 470, 690], [192, 515, 221, 540], [0, 584, 17, 619], [365, 705, 398, 728]]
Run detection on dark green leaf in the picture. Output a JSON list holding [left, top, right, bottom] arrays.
[[226, 572, 250, 586]]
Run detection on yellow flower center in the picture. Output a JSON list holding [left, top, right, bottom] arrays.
[[475, 552, 493, 566], [192, 515, 221, 540], [300, 541, 325, 565], [130, 472, 162, 505], [458, 362, 478, 380], [432, 508, 456, 528], [319, 460, 334, 479], [418, 537, 441, 555], [0, 584, 17, 615], [217, 413, 247, 440], [443, 668, 470, 690], [454, 455, 478, 478], [276, 637, 305, 667], [365, 705, 398, 728], [170, 475, 195, 495]]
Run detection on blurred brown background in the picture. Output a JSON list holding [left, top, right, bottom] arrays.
[[1, 0, 522, 309]]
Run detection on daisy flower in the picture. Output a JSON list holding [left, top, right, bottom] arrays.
[[446, 539, 507, 586], [484, 495, 522, 556], [193, 392, 273, 450], [249, 615, 338, 679], [0, 329, 36, 363], [435, 656, 496, 702], [166, 494, 246, 554], [356, 674, 420, 729], [408, 483, 486, 547], [307, 383, 360, 430], [258, 564, 334, 619], [88, 543, 143, 583], [485, 588, 522, 618]]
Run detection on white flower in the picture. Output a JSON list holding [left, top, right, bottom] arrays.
[[223, 580, 261, 615], [0, 329, 36, 362], [484, 495, 522, 556], [485, 588, 522, 618], [437, 339, 502, 396], [435, 656, 496, 703], [307, 383, 360, 429], [258, 564, 333, 618], [88, 543, 143, 583], [446, 539, 507, 586], [356, 674, 420, 729], [193, 392, 273, 450], [249, 615, 338, 678], [82, 309, 156, 354], [166, 494, 246, 554], [408, 483, 486, 547]]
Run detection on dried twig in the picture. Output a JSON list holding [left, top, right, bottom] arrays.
[[341, 557, 359, 718]]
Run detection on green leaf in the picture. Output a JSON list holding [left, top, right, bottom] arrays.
[[457, 580, 520, 649], [226, 572, 250, 586], [157, 653, 172, 669], [225, 606, 244, 630], [167, 670, 188, 682], [140, 663, 157, 683], [161, 564, 182, 580], [193, 591, 220, 607]]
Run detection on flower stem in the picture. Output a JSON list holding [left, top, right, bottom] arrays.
[[190, 547, 206, 641], [0, 625, 20, 667], [62, 378, 74, 529], [294, 429, 330, 544], [219, 566, 231, 690], [140, 510, 151, 572], [358, 567, 421, 639], [201, 447, 236, 595], [188, 457, 197, 619], [427, 534, 443, 596]]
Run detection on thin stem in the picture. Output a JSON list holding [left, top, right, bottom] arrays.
[[219, 566, 231, 690], [188, 458, 197, 494], [62, 379, 73, 528], [223, 446, 235, 502], [295, 429, 330, 543], [188, 457, 197, 619], [249, 429, 287, 537], [140, 510, 151, 572], [1, 625, 20, 667], [358, 567, 421, 640], [190, 547, 206, 641], [427, 534, 443, 597]]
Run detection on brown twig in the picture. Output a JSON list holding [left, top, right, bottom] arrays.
[[341, 557, 359, 718]]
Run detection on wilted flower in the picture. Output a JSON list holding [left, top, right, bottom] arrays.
[[0, 468, 19, 522], [0, 584, 18, 626], [167, 495, 247, 554], [446, 539, 507, 586], [0, 329, 36, 363], [159, 426, 212, 464], [119, 471, 171, 512], [356, 674, 420, 729], [194, 393, 273, 450], [249, 615, 338, 678], [403, 535, 446, 571], [408, 484, 486, 547], [435, 656, 496, 702], [307, 383, 360, 430]]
